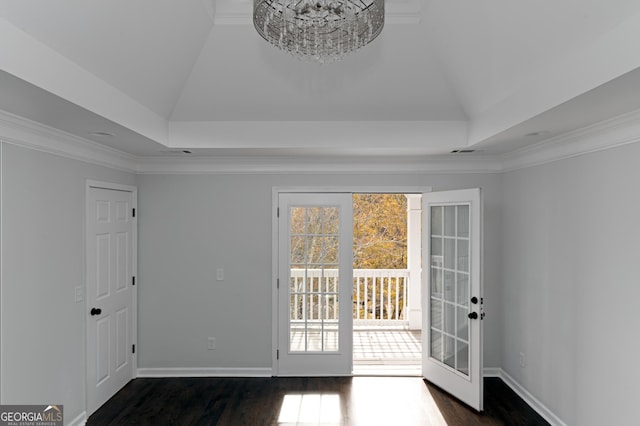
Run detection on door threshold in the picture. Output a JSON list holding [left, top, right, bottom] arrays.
[[353, 365, 422, 377]]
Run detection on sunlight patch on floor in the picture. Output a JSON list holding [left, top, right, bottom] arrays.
[[350, 377, 448, 426], [278, 393, 341, 426]]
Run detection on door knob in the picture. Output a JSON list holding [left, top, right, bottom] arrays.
[[90, 308, 102, 316], [468, 312, 478, 320], [471, 296, 478, 304]]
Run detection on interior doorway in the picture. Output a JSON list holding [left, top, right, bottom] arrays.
[[352, 194, 422, 376], [85, 181, 137, 415]]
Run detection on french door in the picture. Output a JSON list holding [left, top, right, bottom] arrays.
[[422, 189, 483, 411], [277, 193, 353, 376]]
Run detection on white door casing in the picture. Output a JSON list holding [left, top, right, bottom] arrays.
[[422, 188, 483, 411], [86, 182, 137, 414], [277, 193, 353, 376]]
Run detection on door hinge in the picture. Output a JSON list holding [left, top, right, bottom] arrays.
[[132, 344, 136, 354], [132, 276, 136, 286], [277, 278, 280, 289], [277, 350, 279, 360], [132, 208, 136, 218], [277, 207, 280, 218]]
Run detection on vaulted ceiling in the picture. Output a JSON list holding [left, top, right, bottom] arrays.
[[1, 0, 640, 159]]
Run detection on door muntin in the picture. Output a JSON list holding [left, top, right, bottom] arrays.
[[429, 204, 471, 378]]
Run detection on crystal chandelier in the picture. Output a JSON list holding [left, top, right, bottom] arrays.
[[254, 0, 384, 63]]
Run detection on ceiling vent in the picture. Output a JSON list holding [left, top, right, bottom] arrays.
[[161, 150, 192, 155]]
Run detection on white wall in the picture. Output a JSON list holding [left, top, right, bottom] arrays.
[[0, 143, 135, 423], [502, 142, 640, 425], [136, 173, 504, 371]]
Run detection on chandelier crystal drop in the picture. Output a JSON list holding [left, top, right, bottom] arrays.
[[254, 0, 384, 63]]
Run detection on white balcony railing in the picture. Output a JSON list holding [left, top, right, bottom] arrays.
[[289, 269, 410, 327]]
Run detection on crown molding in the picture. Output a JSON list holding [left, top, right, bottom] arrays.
[[0, 110, 137, 172], [135, 154, 502, 175], [501, 108, 640, 172], [2, 106, 640, 175], [0, 108, 500, 174]]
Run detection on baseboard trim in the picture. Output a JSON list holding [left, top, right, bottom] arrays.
[[67, 411, 87, 426], [482, 367, 502, 377], [136, 367, 273, 378], [484, 368, 567, 426]]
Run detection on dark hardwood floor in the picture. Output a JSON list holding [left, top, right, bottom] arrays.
[[87, 376, 549, 425]]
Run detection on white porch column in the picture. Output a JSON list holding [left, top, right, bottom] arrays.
[[406, 194, 422, 330]]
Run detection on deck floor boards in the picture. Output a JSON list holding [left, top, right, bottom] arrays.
[[353, 328, 421, 363]]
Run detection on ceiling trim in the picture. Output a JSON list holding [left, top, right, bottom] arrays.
[[502, 108, 640, 172], [135, 154, 503, 175], [1, 107, 639, 176], [0, 110, 137, 173]]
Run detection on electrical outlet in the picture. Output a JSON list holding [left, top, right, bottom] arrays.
[[208, 337, 216, 350], [519, 352, 526, 368], [216, 268, 224, 281]]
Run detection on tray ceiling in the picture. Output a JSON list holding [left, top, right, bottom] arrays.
[[1, 0, 640, 158]]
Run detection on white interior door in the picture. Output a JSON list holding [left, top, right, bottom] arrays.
[[277, 193, 353, 376], [86, 184, 136, 414], [422, 188, 483, 411]]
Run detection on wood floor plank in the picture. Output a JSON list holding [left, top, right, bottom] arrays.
[[87, 377, 550, 425]]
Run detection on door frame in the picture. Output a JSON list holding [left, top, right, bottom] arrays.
[[271, 186, 431, 375], [85, 180, 138, 415]]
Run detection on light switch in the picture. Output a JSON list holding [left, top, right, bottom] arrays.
[[75, 286, 84, 303], [216, 268, 224, 281]]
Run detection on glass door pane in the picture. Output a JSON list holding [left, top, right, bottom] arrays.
[[429, 204, 470, 376], [289, 206, 340, 352]]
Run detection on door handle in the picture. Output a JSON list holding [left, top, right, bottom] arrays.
[[468, 312, 478, 320], [90, 308, 102, 316]]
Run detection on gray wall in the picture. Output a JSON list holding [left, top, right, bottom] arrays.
[[502, 142, 640, 425], [11, 134, 638, 425], [0, 143, 136, 423], [136, 173, 504, 371]]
